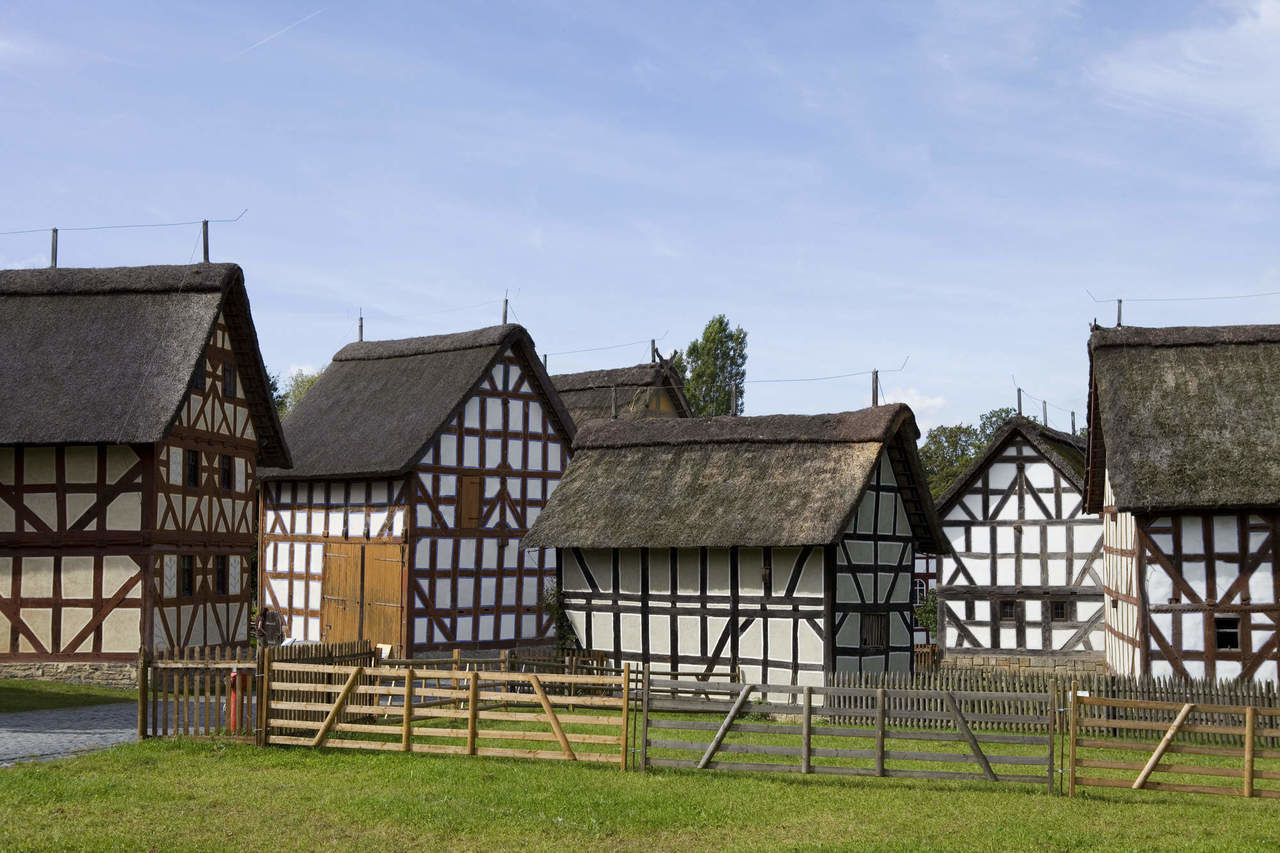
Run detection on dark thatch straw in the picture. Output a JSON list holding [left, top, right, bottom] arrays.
[[1085, 324, 1280, 512], [260, 324, 574, 480], [0, 263, 289, 466], [551, 363, 692, 422], [523, 403, 945, 550]]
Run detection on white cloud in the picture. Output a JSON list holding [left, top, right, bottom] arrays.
[[882, 386, 947, 431], [1091, 1, 1280, 159]]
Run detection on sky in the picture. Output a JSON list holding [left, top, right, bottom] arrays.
[[3, 0, 1280, 432]]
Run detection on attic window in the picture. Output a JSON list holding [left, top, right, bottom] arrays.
[[191, 362, 206, 393], [459, 475, 483, 529], [223, 363, 237, 399], [1214, 617, 1240, 651], [185, 450, 200, 488], [220, 455, 233, 490], [181, 555, 195, 597]]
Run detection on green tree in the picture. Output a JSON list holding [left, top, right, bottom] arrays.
[[913, 588, 938, 636], [671, 315, 748, 416], [277, 369, 322, 419], [918, 406, 1018, 497]]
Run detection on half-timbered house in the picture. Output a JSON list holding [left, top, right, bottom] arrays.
[[1087, 324, 1280, 683], [0, 264, 289, 680], [551, 356, 691, 424], [930, 415, 1106, 675], [257, 324, 575, 655], [523, 405, 945, 684]]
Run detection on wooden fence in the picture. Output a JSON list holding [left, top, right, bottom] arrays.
[[1068, 689, 1280, 799], [138, 641, 376, 740], [264, 660, 631, 767], [640, 668, 1054, 790]]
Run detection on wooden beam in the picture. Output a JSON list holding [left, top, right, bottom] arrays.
[[1132, 703, 1194, 790], [529, 674, 575, 760], [875, 688, 886, 777], [467, 671, 479, 755], [801, 686, 812, 774], [312, 666, 364, 748], [620, 662, 630, 771], [401, 668, 413, 751], [1068, 681, 1078, 797], [1244, 706, 1256, 798], [697, 684, 754, 769], [944, 691, 996, 782]]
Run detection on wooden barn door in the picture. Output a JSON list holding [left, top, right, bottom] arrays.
[[320, 544, 362, 643], [361, 543, 405, 650], [319, 542, 404, 648]]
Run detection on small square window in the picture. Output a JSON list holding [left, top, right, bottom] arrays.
[[185, 450, 200, 488], [180, 556, 195, 597], [222, 363, 237, 399], [220, 455, 233, 490], [215, 555, 229, 595], [1214, 617, 1240, 651], [1051, 601, 1069, 621], [999, 600, 1017, 620]]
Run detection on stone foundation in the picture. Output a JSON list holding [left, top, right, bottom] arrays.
[[941, 652, 1108, 678], [0, 660, 138, 689]]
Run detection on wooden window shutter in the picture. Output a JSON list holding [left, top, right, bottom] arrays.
[[460, 475, 482, 529]]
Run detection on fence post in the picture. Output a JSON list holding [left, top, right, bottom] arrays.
[[258, 646, 273, 747], [466, 671, 479, 755], [621, 662, 630, 771], [875, 687, 886, 777], [640, 664, 651, 772], [137, 647, 148, 741], [1068, 680, 1078, 797], [802, 686, 812, 774], [1046, 680, 1056, 795], [402, 667, 414, 752], [1244, 705, 1256, 798]]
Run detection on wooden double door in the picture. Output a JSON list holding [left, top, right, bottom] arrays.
[[320, 542, 404, 650]]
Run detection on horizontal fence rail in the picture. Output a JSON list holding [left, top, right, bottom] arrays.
[[1068, 689, 1280, 800], [640, 668, 1054, 790], [263, 661, 631, 768]]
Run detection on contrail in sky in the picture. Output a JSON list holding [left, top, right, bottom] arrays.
[[234, 7, 325, 58]]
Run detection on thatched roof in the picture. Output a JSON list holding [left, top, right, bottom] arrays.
[[260, 324, 573, 480], [1084, 324, 1280, 513], [935, 416, 1087, 513], [0, 263, 289, 466], [551, 362, 692, 423], [523, 404, 944, 550]]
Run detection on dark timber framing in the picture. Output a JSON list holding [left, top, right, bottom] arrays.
[[932, 417, 1104, 664], [527, 405, 945, 685], [259, 325, 574, 656]]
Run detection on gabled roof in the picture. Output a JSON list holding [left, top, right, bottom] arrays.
[[0, 263, 290, 467], [935, 415, 1087, 514], [1084, 324, 1280, 513], [551, 361, 693, 423], [523, 404, 945, 551], [260, 324, 573, 480]]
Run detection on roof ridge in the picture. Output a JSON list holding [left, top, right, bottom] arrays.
[[0, 263, 237, 296], [333, 324, 524, 362]]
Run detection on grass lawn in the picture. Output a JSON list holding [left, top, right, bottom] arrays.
[[1, 738, 1279, 851], [0, 678, 134, 714]]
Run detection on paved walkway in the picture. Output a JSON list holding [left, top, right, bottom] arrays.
[[0, 702, 136, 767]]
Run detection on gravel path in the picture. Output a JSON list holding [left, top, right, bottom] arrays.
[[0, 702, 136, 767]]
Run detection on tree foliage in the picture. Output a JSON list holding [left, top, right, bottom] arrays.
[[918, 406, 1016, 497], [913, 589, 938, 636], [275, 369, 323, 419], [671, 315, 748, 416]]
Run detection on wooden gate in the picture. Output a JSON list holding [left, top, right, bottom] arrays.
[[321, 543, 404, 647], [263, 661, 630, 767], [640, 670, 1054, 789], [1068, 689, 1280, 798]]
